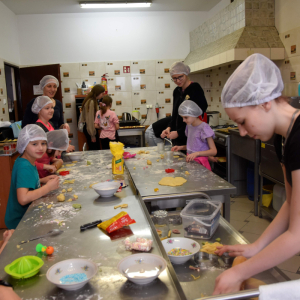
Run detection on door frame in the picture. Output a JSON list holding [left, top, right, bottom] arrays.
[[4, 62, 22, 121]]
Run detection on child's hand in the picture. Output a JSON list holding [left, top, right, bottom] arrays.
[[44, 164, 57, 172], [42, 175, 58, 184], [66, 144, 75, 152], [62, 123, 70, 133], [91, 137, 96, 143], [46, 177, 59, 191], [167, 131, 178, 140], [171, 146, 181, 152], [3, 230, 14, 242], [186, 152, 198, 162]]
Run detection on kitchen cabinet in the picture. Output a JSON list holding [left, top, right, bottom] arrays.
[[229, 129, 261, 216], [0, 151, 19, 228]]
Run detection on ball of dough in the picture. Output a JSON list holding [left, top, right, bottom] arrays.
[[57, 194, 65, 202]]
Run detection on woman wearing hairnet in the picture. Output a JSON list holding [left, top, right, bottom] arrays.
[[213, 53, 300, 294], [22, 75, 74, 152], [161, 62, 208, 146]]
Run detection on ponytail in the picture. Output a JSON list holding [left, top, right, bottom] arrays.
[[100, 95, 113, 115]]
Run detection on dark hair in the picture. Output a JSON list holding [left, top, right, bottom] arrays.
[[99, 95, 113, 115], [82, 84, 105, 113]]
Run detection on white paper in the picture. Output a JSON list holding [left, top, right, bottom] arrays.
[[33, 85, 43, 95]]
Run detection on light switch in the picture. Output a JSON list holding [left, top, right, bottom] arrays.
[[3, 99, 6, 105]]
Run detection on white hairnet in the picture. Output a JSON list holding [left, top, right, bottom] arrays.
[[31, 96, 53, 114], [17, 124, 47, 154], [46, 129, 69, 151], [170, 61, 190, 77], [178, 100, 203, 117], [39, 75, 59, 90], [221, 53, 284, 108]]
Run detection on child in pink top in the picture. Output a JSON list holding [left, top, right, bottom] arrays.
[[36, 129, 69, 178], [94, 95, 119, 150]]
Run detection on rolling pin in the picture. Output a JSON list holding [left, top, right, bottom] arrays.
[[50, 160, 63, 173], [232, 256, 266, 300]]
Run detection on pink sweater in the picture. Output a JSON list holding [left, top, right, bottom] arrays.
[[35, 153, 54, 178]]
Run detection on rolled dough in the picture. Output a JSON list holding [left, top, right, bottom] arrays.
[[158, 177, 187, 187]]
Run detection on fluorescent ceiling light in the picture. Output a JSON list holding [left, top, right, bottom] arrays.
[[80, 2, 152, 8]]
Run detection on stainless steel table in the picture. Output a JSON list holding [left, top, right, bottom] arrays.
[[124, 147, 236, 222], [0, 150, 287, 300]]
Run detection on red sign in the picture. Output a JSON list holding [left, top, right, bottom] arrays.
[[123, 66, 130, 73]]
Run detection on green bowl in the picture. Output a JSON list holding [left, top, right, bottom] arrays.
[[5, 256, 44, 279]]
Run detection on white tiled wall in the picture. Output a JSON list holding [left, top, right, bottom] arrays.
[[190, 63, 240, 125], [0, 58, 9, 122], [60, 58, 183, 145]]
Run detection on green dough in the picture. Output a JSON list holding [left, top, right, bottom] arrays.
[[87, 160, 91, 165], [72, 204, 82, 209]]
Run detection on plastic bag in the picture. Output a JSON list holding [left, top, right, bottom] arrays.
[[77, 112, 84, 132], [110, 141, 125, 174], [124, 237, 153, 252], [97, 211, 136, 233]]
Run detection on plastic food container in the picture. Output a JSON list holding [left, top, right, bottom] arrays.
[[180, 199, 222, 239]]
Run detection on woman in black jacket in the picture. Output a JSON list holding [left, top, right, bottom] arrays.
[[161, 62, 208, 145]]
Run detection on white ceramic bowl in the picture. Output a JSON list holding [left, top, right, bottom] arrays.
[[162, 237, 200, 264], [46, 258, 97, 291], [65, 152, 84, 161], [93, 181, 120, 197], [118, 253, 167, 285]]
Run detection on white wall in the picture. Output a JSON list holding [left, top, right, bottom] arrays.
[[0, 1, 20, 65], [275, 0, 300, 34], [17, 11, 206, 65]]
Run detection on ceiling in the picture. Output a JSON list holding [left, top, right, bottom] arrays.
[[2, 0, 222, 14]]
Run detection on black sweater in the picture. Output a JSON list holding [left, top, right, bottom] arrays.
[[169, 82, 207, 145], [22, 98, 64, 130]]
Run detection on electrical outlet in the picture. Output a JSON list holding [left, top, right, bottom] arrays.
[[146, 105, 150, 108], [149, 105, 153, 108]]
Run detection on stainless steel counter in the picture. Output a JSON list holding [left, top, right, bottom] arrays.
[[0, 151, 181, 300], [124, 147, 236, 222], [0, 149, 287, 300]]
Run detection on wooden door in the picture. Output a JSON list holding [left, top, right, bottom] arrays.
[[19, 64, 62, 117]]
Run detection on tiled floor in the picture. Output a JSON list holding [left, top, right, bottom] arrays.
[[230, 195, 300, 280]]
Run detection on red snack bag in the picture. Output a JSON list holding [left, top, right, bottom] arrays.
[[106, 214, 136, 233]]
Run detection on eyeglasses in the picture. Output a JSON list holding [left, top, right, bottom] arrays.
[[171, 75, 184, 82]]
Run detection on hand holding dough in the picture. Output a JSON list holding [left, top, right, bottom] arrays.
[[57, 194, 65, 202], [158, 177, 187, 187]]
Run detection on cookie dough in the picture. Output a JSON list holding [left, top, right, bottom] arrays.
[[57, 194, 65, 202], [147, 160, 152, 165], [87, 160, 92, 165], [185, 171, 190, 175], [145, 151, 150, 154], [174, 155, 180, 158], [72, 161, 78, 163], [157, 159, 160, 162], [158, 177, 187, 187], [72, 204, 81, 209], [65, 164, 75, 167], [200, 242, 223, 254], [67, 188, 72, 192], [67, 198, 73, 202], [137, 150, 145, 154], [73, 195, 78, 199], [160, 154, 164, 159], [133, 167, 136, 170], [63, 179, 75, 184], [114, 204, 128, 209], [61, 189, 66, 193]]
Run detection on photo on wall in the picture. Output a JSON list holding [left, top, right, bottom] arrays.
[[65, 103, 72, 108], [165, 98, 171, 103], [64, 88, 70, 93], [89, 71, 95, 76], [63, 72, 69, 77], [114, 70, 120, 75], [116, 101, 122, 106], [141, 99, 147, 104]]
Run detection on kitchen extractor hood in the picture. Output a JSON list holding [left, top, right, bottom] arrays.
[[185, 0, 284, 73]]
